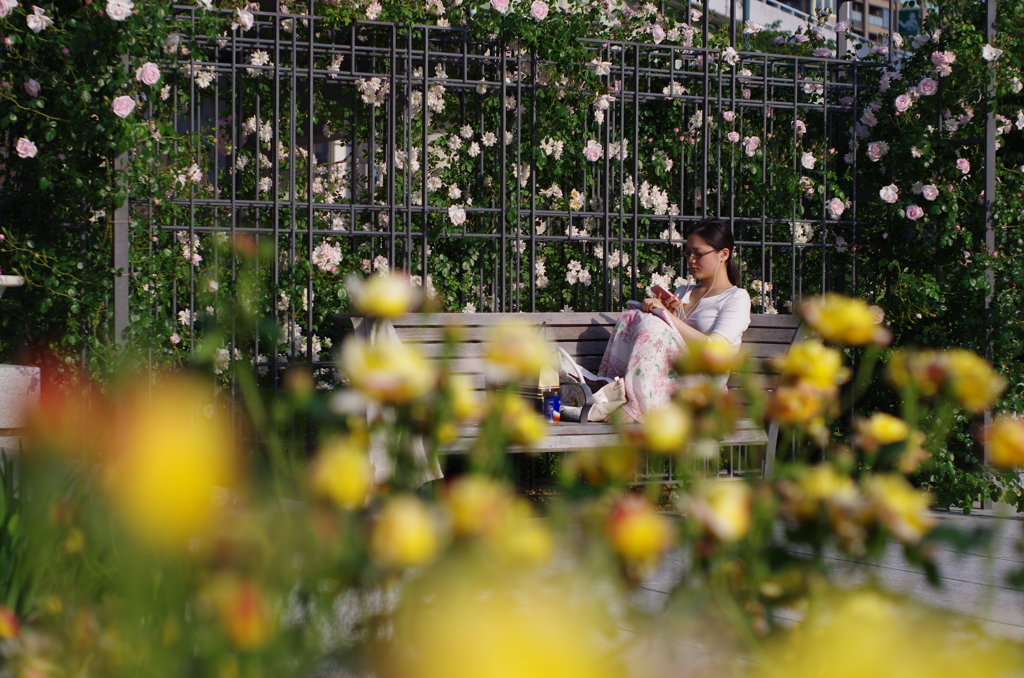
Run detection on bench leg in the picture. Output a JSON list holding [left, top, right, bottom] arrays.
[[764, 421, 780, 479]]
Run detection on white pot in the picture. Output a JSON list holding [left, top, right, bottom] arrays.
[[0, 275, 25, 299]]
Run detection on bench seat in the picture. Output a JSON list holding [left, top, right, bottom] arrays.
[[341, 311, 802, 477]]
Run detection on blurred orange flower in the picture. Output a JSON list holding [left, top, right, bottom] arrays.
[[0, 606, 19, 639]]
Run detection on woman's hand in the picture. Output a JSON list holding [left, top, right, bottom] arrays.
[[641, 296, 681, 314], [641, 297, 666, 313]]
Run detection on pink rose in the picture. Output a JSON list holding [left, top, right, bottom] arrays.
[[906, 204, 924, 220], [922, 184, 939, 201], [918, 77, 938, 96], [135, 62, 161, 86], [956, 158, 970, 174], [722, 110, 735, 122], [529, 0, 547, 20], [726, 131, 740, 143], [111, 95, 136, 118], [742, 135, 760, 157], [490, 0, 509, 14], [15, 137, 37, 158], [582, 139, 603, 162], [827, 197, 845, 219], [894, 93, 912, 113], [170, 332, 181, 345], [651, 24, 665, 43], [235, 7, 254, 29], [879, 184, 899, 203], [24, 78, 40, 97], [867, 140, 889, 162]]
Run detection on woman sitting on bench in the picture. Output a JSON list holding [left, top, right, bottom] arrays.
[[598, 217, 752, 424]]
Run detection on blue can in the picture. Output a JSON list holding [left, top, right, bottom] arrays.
[[544, 395, 561, 423]]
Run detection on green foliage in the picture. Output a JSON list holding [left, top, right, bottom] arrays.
[[1, 0, 1024, 511]]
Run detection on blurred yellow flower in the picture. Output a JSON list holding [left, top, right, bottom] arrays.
[[758, 589, 1022, 678], [564, 446, 636, 486], [866, 474, 935, 544], [605, 494, 675, 575], [371, 495, 439, 568], [342, 336, 436, 403], [491, 393, 547, 447], [384, 574, 623, 678], [681, 481, 751, 542], [785, 464, 859, 520], [104, 375, 237, 552], [983, 416, 1024, 469], [944, 349, 1005, 414], [772, 340, 850, 391], [349, 271, 416, 319], [767, 384, 827, 427], [854, 413, 910, 452], [484, 320, 556, 382], [801, 293, 891, 346], [490, 499, 554, 566], [896, 430, 930, 474], [677, 336, 747, 375], [445, 475, 512, 538], [641, 404, 691, 453], [310, 438, 373, 510], [448, 374, 478, 421], [63, 527, 85, 555]]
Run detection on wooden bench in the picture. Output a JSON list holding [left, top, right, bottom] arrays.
[[346, 312, 802, 478]]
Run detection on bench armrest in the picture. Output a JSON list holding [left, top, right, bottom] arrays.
[[559, 381, 594, 423]]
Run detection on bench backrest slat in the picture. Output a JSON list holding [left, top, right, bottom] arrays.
[[356, 312, 801, 392]]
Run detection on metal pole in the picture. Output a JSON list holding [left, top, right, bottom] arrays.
[[112, 163, 130, 347], [982, 0, 997, 475]]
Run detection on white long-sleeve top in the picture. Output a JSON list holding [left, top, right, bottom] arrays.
[[672, 284, 752, 348]]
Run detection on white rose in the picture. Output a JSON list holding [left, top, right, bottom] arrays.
[[801, 152, 816, 170], [982, 44, 1003, 62], [26, 5, 53, 32], [105, 0, 133, 21]]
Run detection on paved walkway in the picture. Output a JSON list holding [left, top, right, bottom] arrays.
[[582, 510, 1024, 677]]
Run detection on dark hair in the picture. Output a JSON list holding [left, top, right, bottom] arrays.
[[685, 218, 742, 287]]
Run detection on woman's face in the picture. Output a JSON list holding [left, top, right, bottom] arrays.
[[685, 234, 728, 280]]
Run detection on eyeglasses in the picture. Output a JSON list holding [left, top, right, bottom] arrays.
[[683, 248, 720, 261]]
